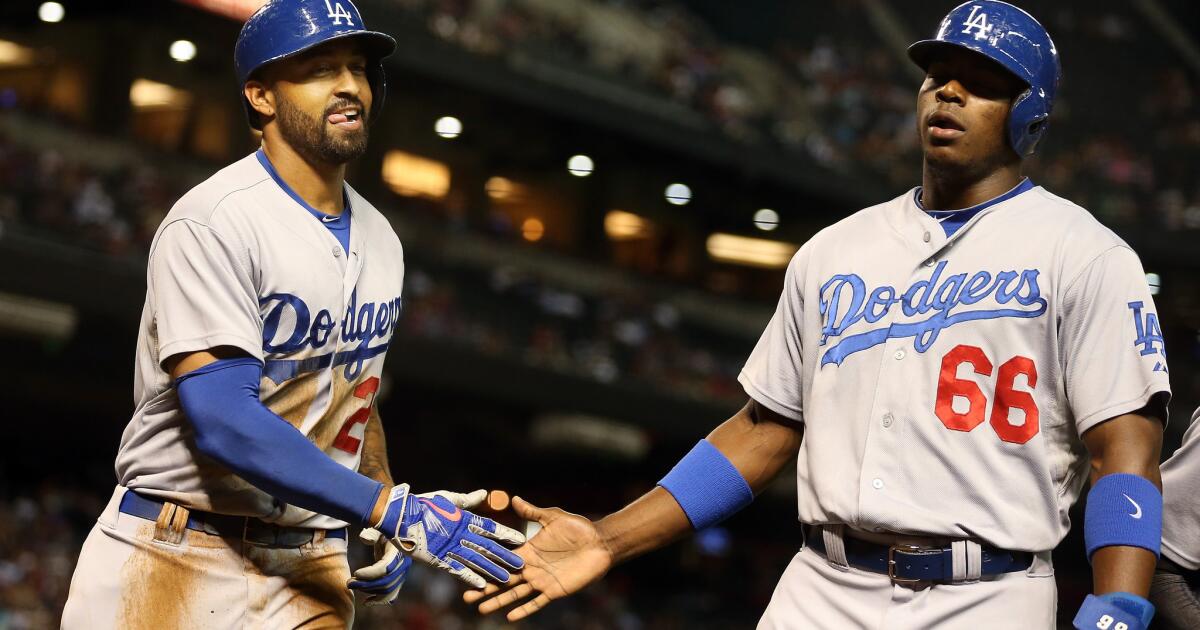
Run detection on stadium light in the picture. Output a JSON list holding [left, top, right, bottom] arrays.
[[753, 209, 780, 231], [129, 78, 192, 110], [381, 150, 450, 200], [521, 217, 545, 242], [1146, 272, 1161, 296], [38, 2, 65, 23], [706, 233, 797, 269], [567, 154, 594, 177], [485, 176, 516, 201], [434, 116, 462, 139], [170, 40, 197, 63], [665, 183, 691, 206], [0, 291, 77, 341], [0, 40, 36, 68], [604, 210, 652, 241]]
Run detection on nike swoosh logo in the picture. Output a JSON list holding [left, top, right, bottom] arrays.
[[418, 498, 462, 522], [1123, 494, 1143, 519]]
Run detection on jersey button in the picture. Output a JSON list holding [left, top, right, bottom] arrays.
[[893, 349, 906, 360], [333, 246, 343, 257], [923, 231, 931, 243], [872, 478, 884, 490], [882, 413, 894, 428]]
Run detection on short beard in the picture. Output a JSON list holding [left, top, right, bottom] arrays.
[[274, 94, 369, 165]]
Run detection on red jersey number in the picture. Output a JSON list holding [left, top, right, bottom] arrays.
[[934, 345, 1039, 443], [332, 376, 380, 455]]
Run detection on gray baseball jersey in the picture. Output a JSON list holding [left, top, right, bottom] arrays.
[[114, 152, 405, 530], [739, 184, 1170, 552], [1161, 407, 1200, 570]]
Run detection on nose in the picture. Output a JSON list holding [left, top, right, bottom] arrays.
[[936, 79, 965, 105], [332, 65, 363, 100]]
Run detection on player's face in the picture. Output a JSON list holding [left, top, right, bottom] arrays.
[[264, 40, 374, 165], [916, 48, 1024, 170]]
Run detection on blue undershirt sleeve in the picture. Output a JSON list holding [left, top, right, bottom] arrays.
[[175, 357, 384, 526]]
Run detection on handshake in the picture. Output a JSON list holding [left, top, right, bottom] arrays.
[[346, 484, 531, 605], [348, 483, 609, 620]]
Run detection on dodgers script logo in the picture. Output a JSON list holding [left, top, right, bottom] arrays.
[[818, 261, 1047, 366], [259, 288, 402, 383]]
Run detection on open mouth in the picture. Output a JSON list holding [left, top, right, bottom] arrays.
[[327, 107, 362, 129], [927, 110, 965, 140]]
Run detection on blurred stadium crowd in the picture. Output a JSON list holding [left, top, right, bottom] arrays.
[[400, 0, 1200, 226], [0, 0, 1196, 628]]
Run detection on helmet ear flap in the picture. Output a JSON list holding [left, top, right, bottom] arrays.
[[1008, 91, 1050, 157]]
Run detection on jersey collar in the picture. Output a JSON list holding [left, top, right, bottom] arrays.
[[914, 177, 1034, 214], [255, 149, 350, 227]]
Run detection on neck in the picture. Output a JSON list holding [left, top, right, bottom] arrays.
[[920, 159, 1022, 211], [261, 131, 346, 215]]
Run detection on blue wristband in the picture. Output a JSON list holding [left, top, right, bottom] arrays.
[[658, 440, 754, 530], [1073, 593, 1155, 630], [1083, 473, 1162, 561]]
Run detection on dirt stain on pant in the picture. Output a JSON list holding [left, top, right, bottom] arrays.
[[116, 523, 205, 630]]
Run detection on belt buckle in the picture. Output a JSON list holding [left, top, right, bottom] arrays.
[[242, 518, 278, 547], [887, 544, 927, 584]]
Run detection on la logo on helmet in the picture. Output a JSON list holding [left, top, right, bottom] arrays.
[[961, 5, 994, 39], [325, 0, 355, 26]]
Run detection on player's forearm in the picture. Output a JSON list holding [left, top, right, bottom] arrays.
[[1093, 546, 1158, 596], [177, 359, 385, 526], [595, 487, 693, 565], [598, 403, 802, 566], [359, 407, 394, 487], [1084, 412, 1164, 596]]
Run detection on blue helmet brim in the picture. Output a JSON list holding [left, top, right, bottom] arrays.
[[907, 39, 1030, 89]]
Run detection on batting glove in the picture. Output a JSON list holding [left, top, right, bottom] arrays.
[[374, 484, 526, 588], [348, 528, 412, 606]]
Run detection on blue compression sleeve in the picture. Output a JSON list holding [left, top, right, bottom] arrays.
[[176, 358, 384, 526], [1084, 472, 1162, 561], [658, 439, 754, 530]]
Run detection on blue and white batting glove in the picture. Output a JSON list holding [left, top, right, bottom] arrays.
[[348, 528, 412, 606], [375, 484, 526, 588]]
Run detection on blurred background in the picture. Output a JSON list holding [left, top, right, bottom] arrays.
[[0, 0, 1196, 628]]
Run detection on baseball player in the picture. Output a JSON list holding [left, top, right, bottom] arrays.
[[1149, 407, 1200, 629], [466, 2, 1171, 629], [60, 2, 524, 628]]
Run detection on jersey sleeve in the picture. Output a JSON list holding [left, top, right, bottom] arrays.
[[738, 248, 806, 422], [1161, 409, 1200, 570], [148, 219, 264, 365], [1059, 246, 1170, 435]]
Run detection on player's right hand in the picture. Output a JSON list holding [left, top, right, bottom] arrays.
[[374, 484, 527, 588], [464, 497, 614, 622]]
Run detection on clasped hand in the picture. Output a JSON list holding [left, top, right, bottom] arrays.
[[348, 485, 526, 604]]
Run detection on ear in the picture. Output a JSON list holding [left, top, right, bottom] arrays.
[[244, 80, 275, 122]]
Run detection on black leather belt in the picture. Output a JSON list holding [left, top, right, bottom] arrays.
[[807, 528, 1032, 583], [119, 490, 347, 548]]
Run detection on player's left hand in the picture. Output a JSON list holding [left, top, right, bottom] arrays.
[[348, 527, 412, 605], [375, 484, 526, 588]]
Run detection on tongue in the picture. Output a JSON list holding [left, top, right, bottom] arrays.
[[328, 113, 350, 124]]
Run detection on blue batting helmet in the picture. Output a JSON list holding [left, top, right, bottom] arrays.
[[908, 1, 1061, 157], [234, 0, 397, 130]]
